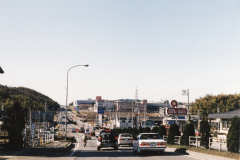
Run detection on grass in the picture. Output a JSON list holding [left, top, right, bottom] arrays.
[[167, 144, 239, 160]]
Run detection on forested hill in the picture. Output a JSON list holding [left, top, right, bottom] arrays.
[[0, 84, 60, 111], [190, 94, 240, 114]]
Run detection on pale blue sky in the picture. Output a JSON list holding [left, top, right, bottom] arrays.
[[1, 0, 239, 105]]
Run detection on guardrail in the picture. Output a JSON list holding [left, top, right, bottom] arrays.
[[189, 136, 201, 148], [162, 135, 168, 142], [174, 136, 181, 145], [209, 137, 227, 152]]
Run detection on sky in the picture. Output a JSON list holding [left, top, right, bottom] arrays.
[[1, 0, 240, 105]]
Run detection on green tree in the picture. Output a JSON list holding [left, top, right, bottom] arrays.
[[180, 123, 195, 146], [3, 101, 26, 150], [200, 120, 211, 148], [143, 127, 151, 133], [132, 128, 138, 138], [227, 116, 240, 153], [138, 127, 143, 135], [167, 123, 181, 144], [151, 126, 158, 133], [158, 125, 167, 138]]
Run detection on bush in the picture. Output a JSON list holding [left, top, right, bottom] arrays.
[[138, 127, 143, 135], [158, 125, 167, 138], [151, 127, 158, 133], [200, 120, 211, 149], [180, 123, 195, 146], [132, 128, 138, 138], [143, 127, 151, 133], [167, 123, 181, 144], [227, 116, 240, 153]]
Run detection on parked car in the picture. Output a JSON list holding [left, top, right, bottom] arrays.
[[72, 127, 76, 133], [94, 124, 100, 129], [97, 130, 118, 150], [86, 133, 91, 140], [133, 133, 166, 155], [90, 131, 95, 136], [92, 127, 96, 130], [118, 133, 133, 147]]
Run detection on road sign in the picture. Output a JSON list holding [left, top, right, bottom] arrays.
[[167, 108, 187, 114], [98, 108, 105, 114], [171, 100, 178, 107]]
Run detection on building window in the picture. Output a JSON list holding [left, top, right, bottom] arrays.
[[122, 120, 125, 123]]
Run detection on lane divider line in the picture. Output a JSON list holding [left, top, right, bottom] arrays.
[[68, 132, 80, 157]]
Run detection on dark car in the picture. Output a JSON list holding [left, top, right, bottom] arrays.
[[90, 131, 95, 136], [80, 129, 85, 133], [97, 130, 118, 150]]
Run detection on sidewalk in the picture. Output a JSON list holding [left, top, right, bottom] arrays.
[[166, 147, 237, 160]]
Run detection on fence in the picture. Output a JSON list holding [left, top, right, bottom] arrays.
[[24, 131, 54, 147], [174, 136, 181, 145], [209, 137, 227, 152], [163, 135, 167, 142], [189, 136, 201, 148]]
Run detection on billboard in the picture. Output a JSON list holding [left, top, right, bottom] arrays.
[[167, 108, 187, 114]]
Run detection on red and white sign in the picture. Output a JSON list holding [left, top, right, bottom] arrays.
[[167, 108, 187, 114], [171, 100, 178, 107]]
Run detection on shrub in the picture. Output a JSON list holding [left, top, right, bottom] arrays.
[[143, 127, 151, 133], [151, 127, 158, 133], [167, 123, 181, 144], [138, 127, 143, 135], [158, 125, 167, 138], [132, 128, 138, 138], [200, 120, 211, 149], [227, 116, 240, 153], [180, 123, 195, 146]]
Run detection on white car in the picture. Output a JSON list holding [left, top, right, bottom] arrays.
[[85, 128, 90, 134], [133, 133, 166, 155], [118, 133, 133, 146]]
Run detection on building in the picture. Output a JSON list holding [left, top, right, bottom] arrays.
[[73, 99, 95, 111], [208, 109, 240, 134], [93, 96, 115, 112], [116, 99, 147, 113], [115, 116, 132, 129]]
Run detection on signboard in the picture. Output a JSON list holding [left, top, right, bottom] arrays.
[[171, 100, 178, 107], [98, 108, 105, 114], [167, 108, 187, 114]]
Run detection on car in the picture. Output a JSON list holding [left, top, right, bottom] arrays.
[[118, 133, 133, 147], [86, 133, 91, 140], [90, 131, 95, 136], [133, 133, 166, 155], [92, 127, 96, 130], [76, 128, 80, 133], [85, 128, 90, 134], [97, 130, 118, 150], [195, 130, 201, 136], [80, 128, 85, 133], [94, 124, 100, 129], [72, 127, 76, 133]]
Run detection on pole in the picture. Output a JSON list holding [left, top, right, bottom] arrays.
[[132, 101, 133, 128], [65, 64, 89, 141], [188, 89, 190, 122]]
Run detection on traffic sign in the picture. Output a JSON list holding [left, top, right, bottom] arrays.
[[171, 100, 178, 107], [98, 108, 105, 114]]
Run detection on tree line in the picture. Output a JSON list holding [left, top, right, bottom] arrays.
[[190, 94, 240, 114], [0, 84, 60, 111]]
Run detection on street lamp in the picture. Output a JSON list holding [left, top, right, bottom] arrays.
[[65, 64, 89, 141]]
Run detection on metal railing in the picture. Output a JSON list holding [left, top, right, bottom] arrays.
[[209, 137, 227, 152], [163, 135, 168, 142], [174, 136, 181, 145], [189, 136, 201, 148]]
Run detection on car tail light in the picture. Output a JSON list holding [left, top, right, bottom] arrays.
[[105, 130, 111, 132], [115, 137, 118, 140], [130, 138, 133, 140], [140, 142, 149, 146], [119, 138, 123, 140], [98, 137, 101, 141], [157, 143, 166, 145]]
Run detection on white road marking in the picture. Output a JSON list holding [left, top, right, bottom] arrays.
[[68, 132, 80, 157], [117, 150, 121, 152]]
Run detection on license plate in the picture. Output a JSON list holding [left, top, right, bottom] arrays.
[[150, 143, 156, 146], [125, 139, 128, 141]]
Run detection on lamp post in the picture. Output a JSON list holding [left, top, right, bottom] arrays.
[[65, 64, 89, 141]]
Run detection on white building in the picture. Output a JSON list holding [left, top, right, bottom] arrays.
[[115, 116, 132, 129], [93, 96, 115, 112]]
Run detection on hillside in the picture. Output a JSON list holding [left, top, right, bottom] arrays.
[[0, 84, 60, 111]]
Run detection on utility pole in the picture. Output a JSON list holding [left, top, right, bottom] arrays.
[[135, 86, 139, 129], [132, 101, 133, 128]]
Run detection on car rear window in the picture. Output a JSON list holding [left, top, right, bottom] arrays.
[[100, 130, 116, 137], [121, 135, 131, 137], [140, 134, 161, 139]]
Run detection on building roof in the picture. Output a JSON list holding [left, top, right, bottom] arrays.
[[208, 109, 240, 119]]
